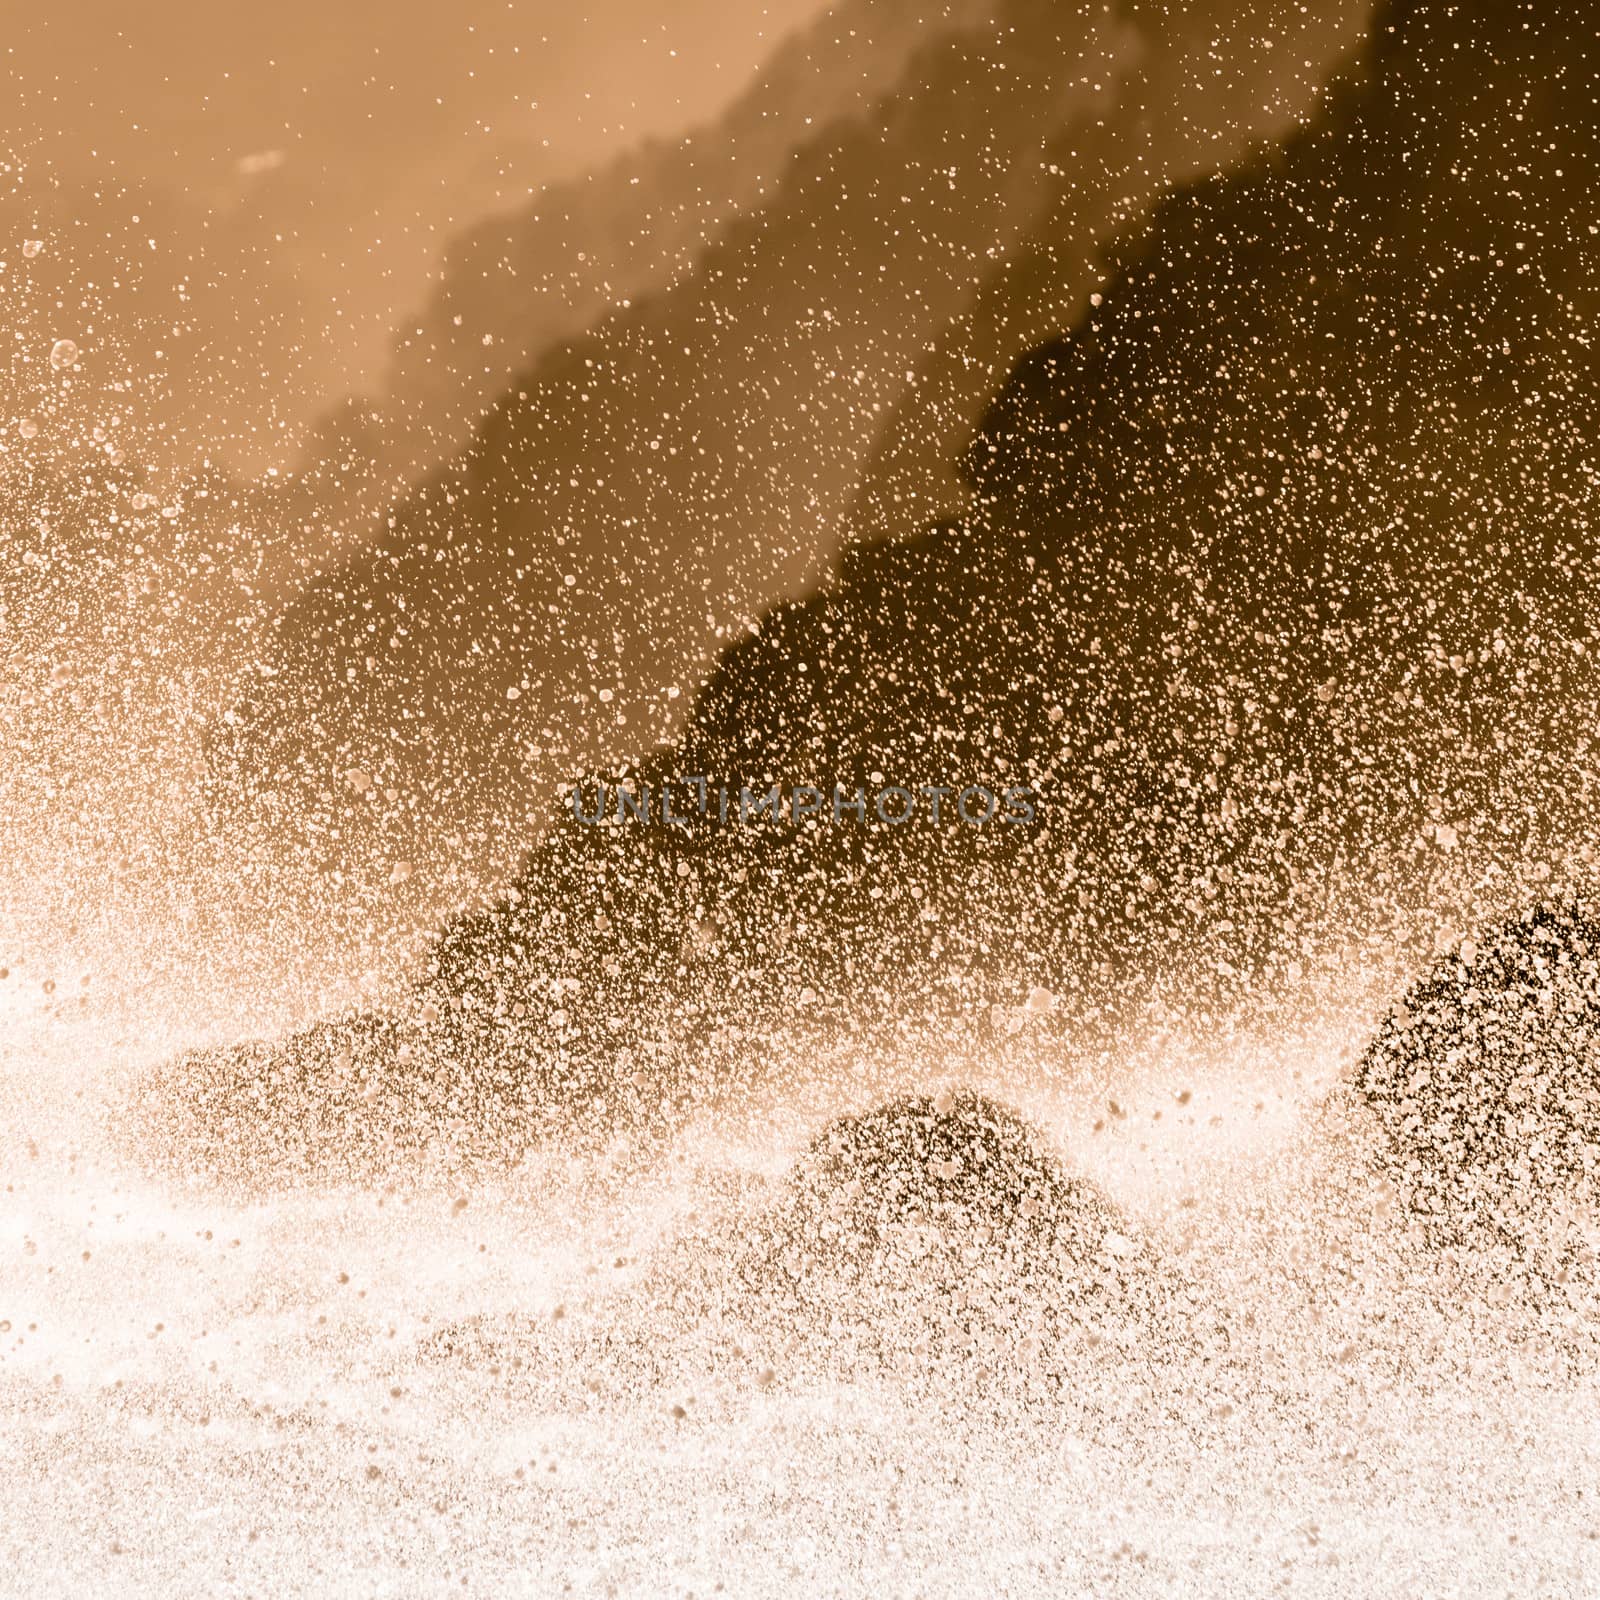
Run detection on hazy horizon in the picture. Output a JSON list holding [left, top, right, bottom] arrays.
[[1, 0, 832, 470]]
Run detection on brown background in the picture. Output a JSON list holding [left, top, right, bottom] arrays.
[[1, 0, 829, 469]]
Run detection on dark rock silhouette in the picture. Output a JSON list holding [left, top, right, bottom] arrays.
[[152, 0, 1600, 1175], [208, 0, 1368, 918], [421, 0, 1600, 1076], [1356, 905, 1600, 1238], [766, 1091, 1123, 1277]]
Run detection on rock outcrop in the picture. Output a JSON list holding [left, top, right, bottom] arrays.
[[1357, 905, 1600, 1242]]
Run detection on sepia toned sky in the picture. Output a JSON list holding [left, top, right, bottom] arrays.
[[1, 0, 830, 468]]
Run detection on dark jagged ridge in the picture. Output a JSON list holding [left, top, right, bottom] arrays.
[[148, 0, 1600, 1179], [427, 0, 1600, 1067], [211, 0, 1369, 911]]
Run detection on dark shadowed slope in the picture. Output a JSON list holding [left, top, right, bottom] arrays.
[[844, 0, 1374, 544], [209, 0, 1368, 935], [153, 0, 1600, 1180], [419, 0, 1600, 1073]]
